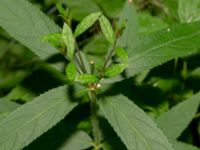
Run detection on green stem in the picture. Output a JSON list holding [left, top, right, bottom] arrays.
[[90, 91, 101, 150]]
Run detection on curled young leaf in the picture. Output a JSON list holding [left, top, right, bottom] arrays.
[[75, 74, 99, 84], [115, 47, 128, 63], [99, 15, 115, 44], [62, 23, 75, 61], [75, 12, 101, 37], [105, 63, 127, 78], [42, 33, 62, 48], [65, 63, 77, 81]]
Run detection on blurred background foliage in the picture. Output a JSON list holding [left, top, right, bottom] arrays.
[[0, 0, 200, 149]]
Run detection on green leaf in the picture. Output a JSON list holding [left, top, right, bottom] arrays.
[[156, 92, 200, 140], [62, 23, 75, 60], [25, 123, 93, 150], [105, 64, 127, 78], [74, 12, 101, 37], [172, 141, 200, 150], [56, 3, 67, 17], [59, 0, 100, 21], [75, 74, 98, 84], [0, 98, 20, 113], [99, 15, 115, 44], [0, 0, 60, 60], [0, 85, 78, 150], [115, 47, 128, 63], [126, 22, 200, 78], [99, 94, 173, 150], [42, 33, 62, 48], [65, 62, 77, 81], [178, 0, 200, 23]]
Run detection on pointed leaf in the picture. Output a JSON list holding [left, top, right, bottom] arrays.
[[99, 95, 173, 150], [99, 15, 115, 44], [0, 86, 78, 150], [42, 33, 62, 48], [126, 22, 200, 78], [62, 23, 75, 60], [0, 0, 60, 60], [65, 62, 77, 81], [74, 12, 101, 37], [115, 47, 128, 63], [156, 92, 200, 140], [75, 74, 99, 84], [105, 64, 127, 78]]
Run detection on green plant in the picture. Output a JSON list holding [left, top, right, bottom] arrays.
[[0, 0, 200, 150]]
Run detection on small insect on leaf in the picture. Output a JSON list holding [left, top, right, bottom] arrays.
[[75, 12, 102, 37], [99, 15, 115, 44], [62, 23, 75, 61], [115, 47, 128, 63], [105, 63, 127, 77], [65, 62, 77, 81], [75, 74, 99, 84], [42, 33, 62, 48]]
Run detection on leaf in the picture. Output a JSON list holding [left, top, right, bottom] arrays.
[[62, 23, 75, 60], [74, 12, 101, 37], [156, 91, 200, 140], [24, 123, 93, 150], [115, 47, 128, 63], [75, 74, 99, 84], [42, 33, 62, 48], [0, 0, 60, 60], [126, 22, 200, 78], [117, 1, 139, 49], [56, 3, 67, 17], [178, 0, 200, 23], [99, 15, 115, 44], [59, 0, 100, 21], [105, 64, 127, 78], [0, 85, 78, 150], [65, 62, 77, 81], [172, 141, 200, 150], [0, 98, 20, 113], [99, 94, 173, 150]]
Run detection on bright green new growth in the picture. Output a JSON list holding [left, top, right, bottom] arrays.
[[75, 12, 102, 37], [75, 74, 99, 84], [115, 47, 128, 63], [42, 33, 62, 48], [62, 23, 75, 61], [65, 62, 77, 81], [99, 15, 116, 44], [104, 63, 127, 77]]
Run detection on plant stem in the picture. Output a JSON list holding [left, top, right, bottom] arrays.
[[90, 91, 101, 149]]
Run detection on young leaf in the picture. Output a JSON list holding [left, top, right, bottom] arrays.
[[104, 63, 127, 78], [65, 62, 77, 81], [0, 0, 60, 60], [42, 33, 62, 48], [0, 86, 78, 150], [75, 74, 99, 84], [99, 15, 115, 44], [115, 47, 128, 63], [156, 92, 200, 140], [62, 23, 75, 60], [74, 12, 101, 37], [99, 95, 173, 150], [56, 4, 67, 17]]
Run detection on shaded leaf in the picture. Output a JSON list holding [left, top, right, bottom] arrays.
[[0, 86, 78, 150], [0, 0, 60, 60], [74, 12, 101, 37], [99, 94, 173, 150], [156, 91, 200, 140], [172, 141, 200, 150]]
